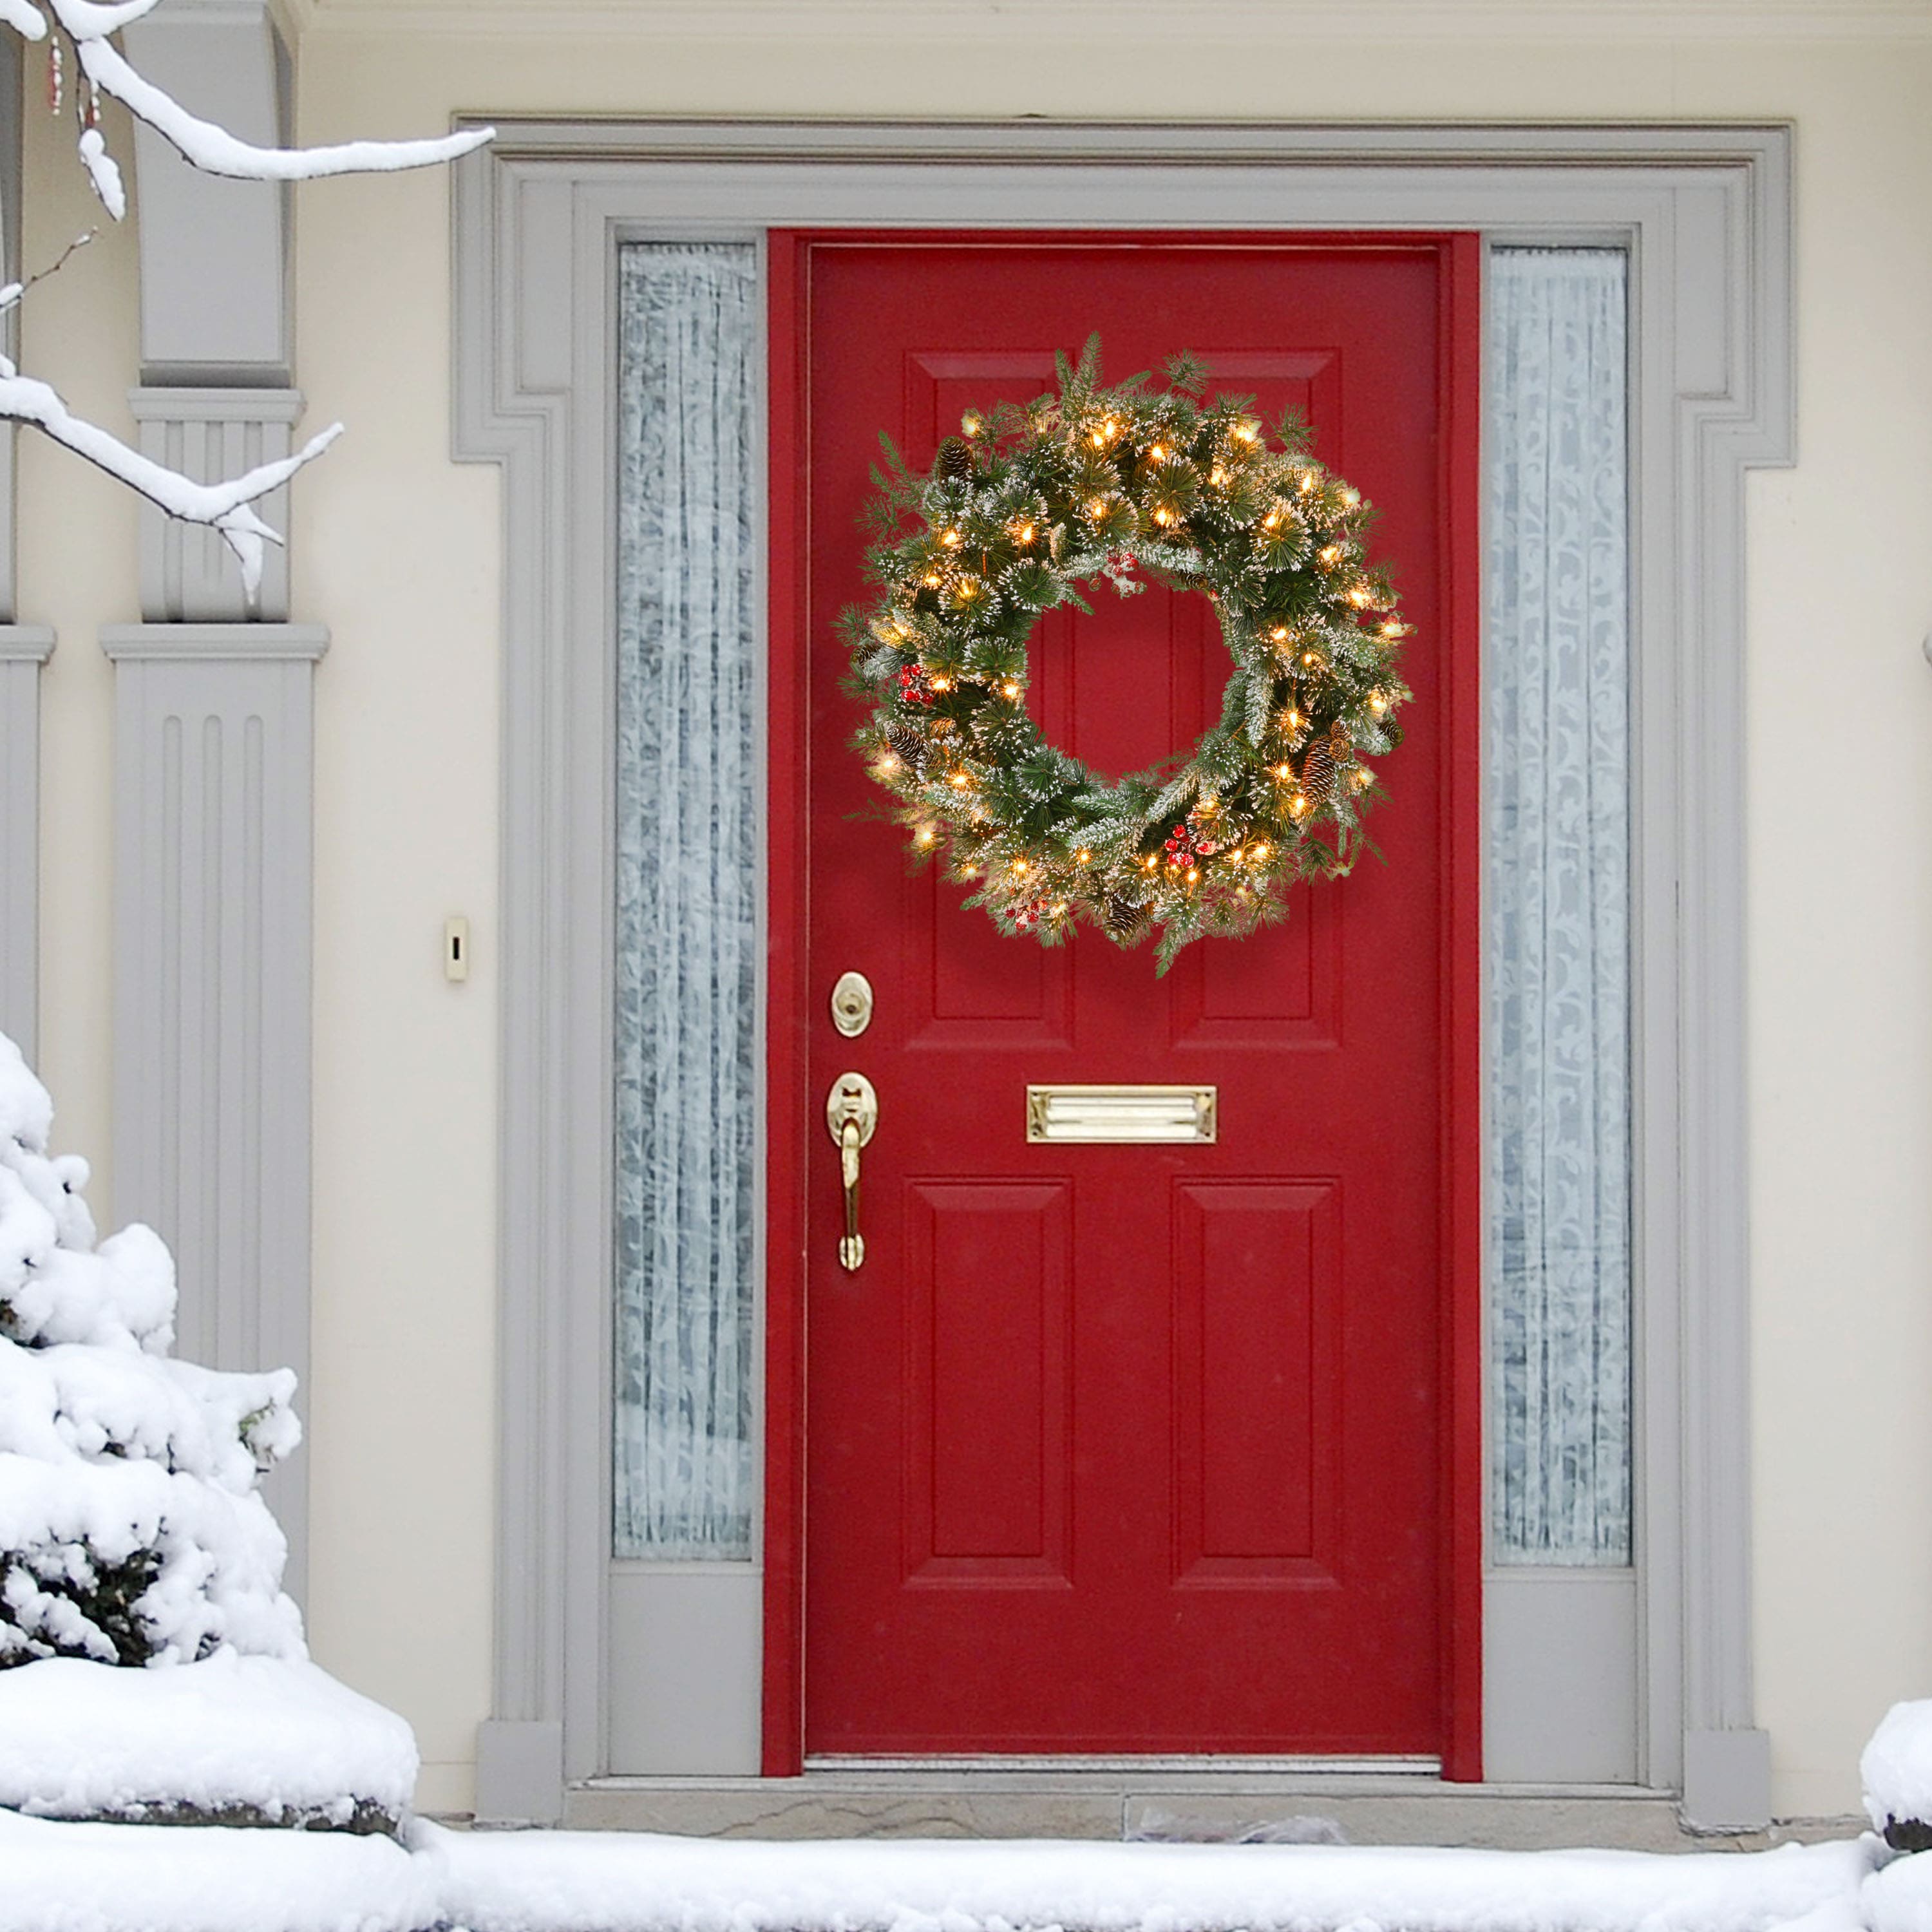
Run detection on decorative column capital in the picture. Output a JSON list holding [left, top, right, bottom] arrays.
[[102, 621, 329, 663], [0, 624, 56, 663]]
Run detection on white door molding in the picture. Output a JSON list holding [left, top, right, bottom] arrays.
[[450, 120, 1793, 1830]]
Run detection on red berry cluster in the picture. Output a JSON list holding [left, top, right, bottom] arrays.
[[1162, 811, 1224, 869], [1010, 896, 1050, 932], [897, 665, 934, 706]]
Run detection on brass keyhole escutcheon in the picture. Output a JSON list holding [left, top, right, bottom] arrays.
[[829, 971, 875, 1037], [825, 1072, 879, 1271]]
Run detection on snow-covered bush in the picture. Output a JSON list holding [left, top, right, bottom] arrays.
[[1866, 1700, 1932, 1852], [0, 1030, 419, 1830], [0, 1028, 301, 1672]]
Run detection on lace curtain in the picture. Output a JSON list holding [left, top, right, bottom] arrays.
[[612, 243, 759, 1561], [1486, 248, 1633, 1566]]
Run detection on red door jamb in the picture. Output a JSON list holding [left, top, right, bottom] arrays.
[[1435, 230, 1484, 1783], [761, 228, 810, 1777]]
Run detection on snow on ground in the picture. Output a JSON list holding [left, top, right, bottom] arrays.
[[427, 1826, 1877, 1932], [1867, 1846, 1932, 1931], [0, 1653, 417, 1824], [1866, 1702, 1932, 1835], [0, 1812, 1888, 1932]]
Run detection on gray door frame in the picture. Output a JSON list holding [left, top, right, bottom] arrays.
[[450, 120, 1793, 1830]]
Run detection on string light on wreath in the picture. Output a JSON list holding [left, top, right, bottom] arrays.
[[838, 335, 1412, 972]]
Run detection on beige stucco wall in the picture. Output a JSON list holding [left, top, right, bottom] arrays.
[[19, 94, 137, 1256], [19, 3, 1932, 1821]]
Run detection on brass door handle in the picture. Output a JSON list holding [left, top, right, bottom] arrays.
[[825, 1072, 878, 1271]]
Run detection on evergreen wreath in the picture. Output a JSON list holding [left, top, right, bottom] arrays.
[[842, 337, 1413, 972]]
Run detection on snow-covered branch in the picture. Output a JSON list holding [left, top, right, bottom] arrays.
[[12, 0, 495, 207], [73, 30, 492, 186], [0, 0, 47, 39], [0, 229, 95, 313], [0, 0, 493, 598], [0, 352, 340, 597]]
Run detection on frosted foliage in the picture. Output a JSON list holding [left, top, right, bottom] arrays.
[[1486, 251, 1634, 1565], [611, 244, 759, 1561], [0, 1030, 303, 1667], [1863, 1700, 1932, 1832]]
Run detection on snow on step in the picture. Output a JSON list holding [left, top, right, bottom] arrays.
[[0, 1651, 417, 1826], [0, 1808, 439, 1932], [428, 1825, 1870, 1932], [1867, 1842, 1932, 1932]]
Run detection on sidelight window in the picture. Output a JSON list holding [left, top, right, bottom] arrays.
[[1485, 247, 1634, 1567], [611, 242, 761, 1561]]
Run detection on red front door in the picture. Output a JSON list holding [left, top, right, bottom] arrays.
[[773, 233, 1481, 1766]]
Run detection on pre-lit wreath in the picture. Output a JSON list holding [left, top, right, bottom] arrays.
[[842, 339, 1412, 972]]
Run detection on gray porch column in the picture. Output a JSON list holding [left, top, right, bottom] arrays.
[[101, 623, 327, 1601], [108, 0, 324, 1602]]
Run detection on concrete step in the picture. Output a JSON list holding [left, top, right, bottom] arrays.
[[560, 1774, 1862, 1852]]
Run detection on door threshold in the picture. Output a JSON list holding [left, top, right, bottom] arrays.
[[805, 1755, 1441, 1776], [562, 1776, 1800, 1852]]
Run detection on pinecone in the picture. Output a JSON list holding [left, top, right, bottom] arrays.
[[933, 437, 977, 482], [885, 723, 927, 773], [1105, 893, 1151, 940], [886, 721, 929, 775], [1298, 738, 1337, 801]]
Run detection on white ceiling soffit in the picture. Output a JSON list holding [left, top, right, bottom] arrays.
[[276, 0, 1932, 43]]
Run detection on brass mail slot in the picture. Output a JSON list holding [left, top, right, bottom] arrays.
[[1026, 1084, 1217, 1144]]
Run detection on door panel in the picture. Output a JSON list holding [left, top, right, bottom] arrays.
[[905, 866, 1073, 1045], [788, 234, 1478, 1759], [1171, 1180, 1339, 1580], [905, 1180, 1072, 1581]]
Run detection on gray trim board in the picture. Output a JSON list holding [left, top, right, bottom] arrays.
[[1482, 1571, 1638, 1785], [100, 620, 328, 1606], [451, 120, 1793, 1828], [477, 1719, 565, 1828], [606, 1568, 763, 1776], [0, 625, 55, 1059]]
